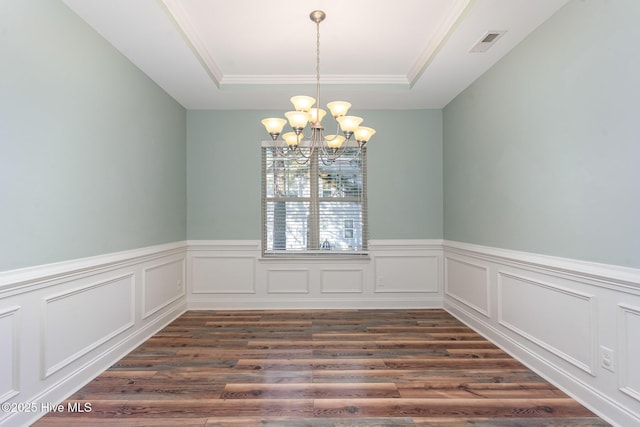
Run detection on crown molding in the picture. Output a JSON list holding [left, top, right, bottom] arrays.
[[407, 0, 476, 87], [159, 0, 224, 88], [219, 74, 411, 88]]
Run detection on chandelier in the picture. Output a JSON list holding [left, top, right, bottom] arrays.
[[261, 10, 375, 164]]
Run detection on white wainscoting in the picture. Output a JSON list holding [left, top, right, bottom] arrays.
[[0, 242, 187, 427], [445, 256, 490, 317], [142, 257, 186, 319], [42, 273, 136, 378], [187, 239, 443, 309], [191, 253, 256, 294], [267, 269, 310, 294], [4, 238, 638, 426], [443, 240, 640, 427], [0, 306, 20, 404], [321, 268, 363, 293], [497, 271, 597, 375], [619, 303, 640, 403]]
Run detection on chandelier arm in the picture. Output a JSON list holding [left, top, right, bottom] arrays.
[[332, 121, 342, 139], [291, 145, 313, 165], [346, 145, 363, 162], [320, 153, 339, 166], [318, 137, 331, 157], [318, 141, 347, 165], [271, 139, 290, 159], [313, 127, 334, 164]]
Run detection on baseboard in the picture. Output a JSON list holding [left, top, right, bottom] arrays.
[[188, 296, 443, 310]]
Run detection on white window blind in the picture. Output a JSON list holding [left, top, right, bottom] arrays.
[[262, 143, 368, 256]]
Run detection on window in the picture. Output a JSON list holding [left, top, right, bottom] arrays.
[[262, 143, 367, 256]]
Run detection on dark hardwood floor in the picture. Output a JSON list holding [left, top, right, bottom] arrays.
[[34, 309, 610, 426]]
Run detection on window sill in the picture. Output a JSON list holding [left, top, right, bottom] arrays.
[[259, 253, 370, 262]]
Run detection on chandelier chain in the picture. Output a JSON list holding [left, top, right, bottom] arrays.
[[315, 19, 321, 120]]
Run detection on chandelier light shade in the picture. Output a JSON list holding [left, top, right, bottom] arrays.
[[261, 10, 375, 163], [325, 135, 346, 149], [327, 101, 351, 118], [354, 126, 376, 144], [282, 132, 302, 147], [261, 117, 287, 140], [310, 108, 327, 124], [291, 96, 316, 112]]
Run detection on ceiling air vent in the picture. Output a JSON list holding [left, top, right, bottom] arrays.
[[470, 31, 506, 53]]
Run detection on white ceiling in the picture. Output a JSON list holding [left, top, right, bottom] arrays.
[[62, 0, 569, 110]]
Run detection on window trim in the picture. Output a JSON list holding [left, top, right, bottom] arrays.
[[261, 140, 368, 258]]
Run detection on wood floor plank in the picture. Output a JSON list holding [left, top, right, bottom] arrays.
[[227, 383, 400, 399], [383, 358, 527, 370], [34, 309, 609, 426], [204, 417, 416, 426], [174, 348, 313, 359], [68, 377, 224, 401], [312, 398, 597, 418], [39, 399, 314, 419], [247, 339, 499, 349], [150, 367, 313, 384], [33, 418, 210, 426], [397, 382, 570, 399], [235, 358, 388, 371], [411, 417, 611, 426], [313, 369, 547, 384]]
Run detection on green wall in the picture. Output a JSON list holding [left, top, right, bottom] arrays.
[[6, 0, 635, 272], [0, 0, 187, 271], [187, 109, 443, 240], [443, 0, 640, 268]]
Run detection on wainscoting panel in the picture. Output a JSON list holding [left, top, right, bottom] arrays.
[[0, 306, 20, 404], [320, 268, 364, 293], [142, 257, 186, 319], [0, 242, 187, 427], [267, 269, 310, 294], [497, 272, 596, 374], [443, 240, 640, 427], [187, 240, 443, 309], [190, 255, 255, 294], [42, 274, 135, 378], [619, 303, 640, 402], [374, 255, 439, 293], [445, 256, 489, 317]]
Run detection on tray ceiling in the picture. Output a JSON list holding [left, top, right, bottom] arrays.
[[62, 0, 569, 109]]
